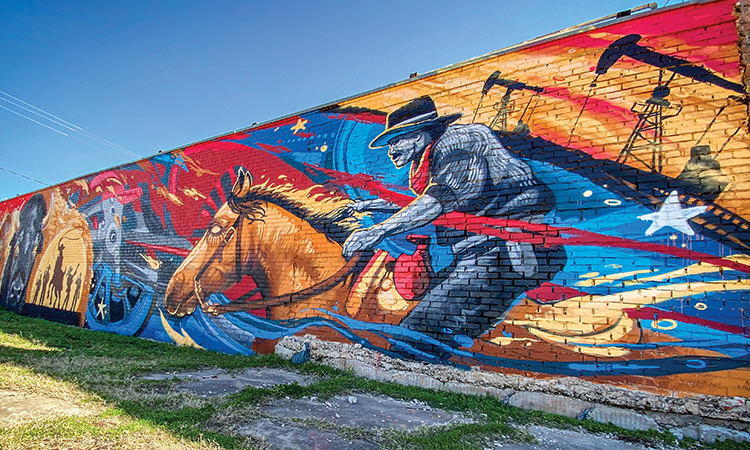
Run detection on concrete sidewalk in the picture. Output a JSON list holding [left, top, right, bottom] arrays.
[[144, 367, 680, 450]]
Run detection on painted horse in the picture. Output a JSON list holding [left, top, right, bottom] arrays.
[[165, 168, 408, 321]]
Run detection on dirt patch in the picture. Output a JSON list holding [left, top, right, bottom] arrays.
[[0, 389, 93, 423]]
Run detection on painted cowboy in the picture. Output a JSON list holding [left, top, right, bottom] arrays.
[[343, 95, 566, 352]]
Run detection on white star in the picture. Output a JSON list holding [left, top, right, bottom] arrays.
[[638, 191, 707, 236]]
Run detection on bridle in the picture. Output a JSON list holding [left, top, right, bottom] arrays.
[[191, 208, 368, 317], [193, 212, 244, 313]]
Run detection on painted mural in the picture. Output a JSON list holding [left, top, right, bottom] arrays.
[[1, 0, 750, 397]]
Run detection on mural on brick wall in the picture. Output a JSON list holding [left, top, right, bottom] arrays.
[[1, 0, 750, 396]]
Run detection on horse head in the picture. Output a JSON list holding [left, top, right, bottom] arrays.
[[165, 168, 256, 317], [166, 166, 365, 318]]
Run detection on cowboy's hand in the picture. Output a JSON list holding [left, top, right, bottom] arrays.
[[346, 200, 370, 215], [342, 226, 385, 259]]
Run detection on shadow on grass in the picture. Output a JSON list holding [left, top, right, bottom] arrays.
[[0, 309, 287, 449], [0, 309, 748, 450]]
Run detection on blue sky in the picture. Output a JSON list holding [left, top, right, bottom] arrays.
[[0, 0, 665, 200]]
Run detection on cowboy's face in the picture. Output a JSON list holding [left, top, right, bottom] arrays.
[[388, 131, 430, 168]]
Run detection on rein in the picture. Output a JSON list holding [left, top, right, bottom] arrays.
[[193, 212, 244, 313], [192, 207, 368, 317], [203, 251, 367, 316]]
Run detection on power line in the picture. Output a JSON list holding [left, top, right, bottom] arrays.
[[0, 96, 78, 132], [0, 98, 135, 163], [0, 91, 145, 188], [0, 104, 67, 136], [0, 90, 141, 158], [0, 164, 48, 186], [0, 150, 44, 170], [0, 90, 81, 130]]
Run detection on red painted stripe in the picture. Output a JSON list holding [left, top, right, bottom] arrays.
[[525, 282, 590, 303], [434, 212, 750, 275], [125, 241, 192, 258], [625, 306, 750, 336], [313, 164, 750, 275]]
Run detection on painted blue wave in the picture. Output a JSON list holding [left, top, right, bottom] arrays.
[[187, 293, 750, 377]]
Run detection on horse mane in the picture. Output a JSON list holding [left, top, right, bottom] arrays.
[[229, 180, 362, 245]]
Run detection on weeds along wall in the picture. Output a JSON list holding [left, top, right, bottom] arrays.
[[1, 0, 749, 398]]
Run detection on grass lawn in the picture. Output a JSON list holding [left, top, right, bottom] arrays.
[[0, 308, 745, 450]]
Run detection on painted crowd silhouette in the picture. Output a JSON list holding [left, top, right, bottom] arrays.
[[29, 240, 82, 311]]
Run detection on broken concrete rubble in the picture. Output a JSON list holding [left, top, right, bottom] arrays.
[[275, 335, 750, 444], [143, 367, 314, 397]]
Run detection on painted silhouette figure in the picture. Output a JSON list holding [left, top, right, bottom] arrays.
[[39, 264, 51, 306], [50, 241, 66, 309], [62, 265, 77, 311], [73, 274, 82, 309], [32, 277, 42, 305]]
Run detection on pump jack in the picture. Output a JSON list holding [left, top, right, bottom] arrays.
[[593, 34, 744, 174], [472, 71, 544, 135]]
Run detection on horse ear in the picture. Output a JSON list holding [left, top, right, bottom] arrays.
[[232, 167, 253, 197]]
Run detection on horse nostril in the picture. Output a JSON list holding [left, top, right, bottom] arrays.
[[165, 296, 186, 317], [165, 281, 185, 314]]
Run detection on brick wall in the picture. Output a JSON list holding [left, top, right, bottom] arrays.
[[1, 0, 749, 399]]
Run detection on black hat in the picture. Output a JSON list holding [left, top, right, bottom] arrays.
[[369, 96, 462, 148]]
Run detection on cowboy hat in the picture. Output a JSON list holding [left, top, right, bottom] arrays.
[[369, 96, 462, 148]]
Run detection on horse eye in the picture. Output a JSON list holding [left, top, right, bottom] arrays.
[[210, 224, 222, 235]]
